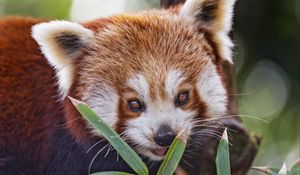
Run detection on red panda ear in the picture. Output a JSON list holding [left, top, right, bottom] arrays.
[[32, 21, 94, 99], [179, 0, 236, 63]]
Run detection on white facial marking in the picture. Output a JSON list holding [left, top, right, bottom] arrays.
[[82, 82, 119, 131], [125, 70, 196, 160], [165, 69, 184, 97], [127, 74, 149, 100], [197, 61, 227, 116]]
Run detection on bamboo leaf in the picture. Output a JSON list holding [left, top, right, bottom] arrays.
[[252, 160, 299, 175], [251, 166, 280, 175], [215, 128, 231, 175], [69, 97, 148, 175], [157, 129, 188, 175], [91, 171, 135, 175]]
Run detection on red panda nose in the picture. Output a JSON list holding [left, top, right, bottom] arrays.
[[154, 125, 176, 147]]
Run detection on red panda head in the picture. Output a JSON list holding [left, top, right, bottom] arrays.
[[32, 0, 236, 160]]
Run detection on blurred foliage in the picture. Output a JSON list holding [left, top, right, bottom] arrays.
[[0, 0, 299, 174], [0, 0, 72, 19], [233, 0, 299, 171]]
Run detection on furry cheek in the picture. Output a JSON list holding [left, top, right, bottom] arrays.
[[81, 82, 120, 130], [196, 61, 228, 117]]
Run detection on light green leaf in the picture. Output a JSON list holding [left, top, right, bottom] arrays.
[[156, 129, 188, 175], [216, 128, 231, 175], [69, 97, 148, 175]]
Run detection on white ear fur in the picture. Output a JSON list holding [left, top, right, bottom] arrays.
[[32, 21, 94, 99], [180, 0, 236, 63]]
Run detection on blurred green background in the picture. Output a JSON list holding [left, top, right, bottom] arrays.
[[0, 0, 299, 173]]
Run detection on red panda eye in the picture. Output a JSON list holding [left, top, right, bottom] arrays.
[[175, 91, 189, 106], [128, 99, 145, 112]]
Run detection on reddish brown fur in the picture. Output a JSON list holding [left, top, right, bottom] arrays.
[[0, 17, 61, 172]]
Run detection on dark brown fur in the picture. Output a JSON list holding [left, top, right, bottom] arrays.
[[0, 17, 60, 174]]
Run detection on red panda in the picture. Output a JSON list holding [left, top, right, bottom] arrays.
[[0, 0, 236, 174]]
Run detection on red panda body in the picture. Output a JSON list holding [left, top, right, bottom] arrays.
[[0, 0, 237, 174], [0, 17, 58, 173], [0, 17, 141, 175]]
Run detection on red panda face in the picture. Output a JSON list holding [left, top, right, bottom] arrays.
[[73, 12, 227, 160], [32, 0, 235, 161]]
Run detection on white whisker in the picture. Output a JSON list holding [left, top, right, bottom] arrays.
[[86, 139, 106, 153], [88, 143, 110, 175]]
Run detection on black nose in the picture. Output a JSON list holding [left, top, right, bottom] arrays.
[[154, 125, 176, 147]]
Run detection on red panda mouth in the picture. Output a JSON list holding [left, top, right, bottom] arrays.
[[151, 147, 169, 156]]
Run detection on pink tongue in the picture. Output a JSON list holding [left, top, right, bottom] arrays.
[[153, 147, 168, 156]]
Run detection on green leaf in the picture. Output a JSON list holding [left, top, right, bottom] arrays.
[[69, 97, 148, 175], [157, 129, 188, 175], [215, 128, 231, 175], [252, 160, 299, 175], [91, 171, 135, 175], [288, 160, 300, 175], [251, 167, 280, 175]]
